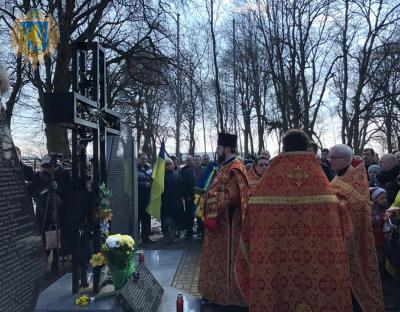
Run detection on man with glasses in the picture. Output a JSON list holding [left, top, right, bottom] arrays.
[[330, 144, 384, 311]]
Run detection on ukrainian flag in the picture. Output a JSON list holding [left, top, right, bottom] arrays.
[[146, 142, 165, 221], [195, 162, 218, 219]]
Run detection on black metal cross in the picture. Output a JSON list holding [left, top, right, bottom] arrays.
[[43, 42, 120, 294]]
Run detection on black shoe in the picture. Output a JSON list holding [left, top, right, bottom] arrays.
[[184, 232, 193, 239], [142, 237, 155, 243], [51, 262, 59, 275]]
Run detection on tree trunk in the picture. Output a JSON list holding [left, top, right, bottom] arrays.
[[210, 0, 224, 133], [45, 125, 71, 156], [5, 56, 24, 127], [44, 0, 75, 158], [341, 0, 349, 144]]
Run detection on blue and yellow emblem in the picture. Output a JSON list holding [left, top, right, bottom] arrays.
[[11, 9, 58, 69]]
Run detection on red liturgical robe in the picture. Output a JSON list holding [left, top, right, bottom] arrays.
[[198, 158, 249, 306], [331, 163, 384, 311], [247, 166, 262, 191], [235, 152, 353, 312]]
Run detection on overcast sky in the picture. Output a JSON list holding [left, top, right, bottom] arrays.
[[3, 0, 385, 160]]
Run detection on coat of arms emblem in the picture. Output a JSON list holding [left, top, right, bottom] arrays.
[[11, 9, 58, 69]]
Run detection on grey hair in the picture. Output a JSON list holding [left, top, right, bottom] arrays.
[[165, 158, 172, 164], [330, 144, 353, 160], [381, 154, 397, 168], [0, 63, 9, 96]]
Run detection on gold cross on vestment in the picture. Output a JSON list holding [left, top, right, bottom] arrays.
[[287, 165, 310, 187], [296, 303, 312, 312]]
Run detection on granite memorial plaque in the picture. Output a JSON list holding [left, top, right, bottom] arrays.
[[107, 127, 137, 236], [0, 114, 47, 312], [117, 264, 164, 312]]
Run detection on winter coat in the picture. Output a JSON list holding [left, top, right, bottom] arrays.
[[28, 166, 73, 255], [161, 170, 184, 213], [371, 203, 386, 248], [137, 163, 152, 206], [377, 165, 400, 206], [21, 161, 34, 182], [180, 165, 195, 200], [320, 161, 334, 182]]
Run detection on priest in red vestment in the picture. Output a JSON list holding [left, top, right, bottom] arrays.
[[198, 132, 249, 307], [235, 129, 354, 311], [330, 144, 384, 312]]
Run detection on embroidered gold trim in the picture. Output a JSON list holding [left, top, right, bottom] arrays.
[[331, 179, 365, 201], [279, 151, 315, 156], [249, 195, 339, 205], [287, 165, 310, 187], [296, 303, 312, 312]]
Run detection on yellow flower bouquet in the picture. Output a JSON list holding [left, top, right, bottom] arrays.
[[90, 252, 107, 268], [103, 234, 136, 289], [75, 294, 93, 306]]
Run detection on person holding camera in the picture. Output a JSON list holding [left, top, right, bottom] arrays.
[[28, 154, 73, 274]]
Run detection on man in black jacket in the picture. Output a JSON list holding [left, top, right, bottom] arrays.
[[377, 153, 400, 206], [137, 153, 154, 243], [308, 142, 334, 181], [180, 155, 196, 239], [363, 148, 377, 174]]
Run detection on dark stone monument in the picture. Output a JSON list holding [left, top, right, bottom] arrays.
[[0, 113, 47, 312], [117, 265, 164, 312], [106, 127, 138, 240]]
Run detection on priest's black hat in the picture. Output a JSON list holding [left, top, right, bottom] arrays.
[[217, 132, 237, 148]]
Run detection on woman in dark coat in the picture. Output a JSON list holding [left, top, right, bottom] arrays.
[[161, 158, 184, 243]]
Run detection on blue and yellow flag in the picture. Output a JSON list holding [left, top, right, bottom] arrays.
[[195, 162, 218, 219], [146, 142, 165, 221]]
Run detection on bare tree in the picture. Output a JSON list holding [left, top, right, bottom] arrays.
[[0, 0, 173, 157], [207, 0, 224, 132], [332, 0, 400, 153], [254, 0, 338, 141]]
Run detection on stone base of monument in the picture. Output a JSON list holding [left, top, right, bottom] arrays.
[[35, 250, 201, 312]]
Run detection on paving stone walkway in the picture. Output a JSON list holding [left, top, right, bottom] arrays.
[[139, 231, 203, 298]]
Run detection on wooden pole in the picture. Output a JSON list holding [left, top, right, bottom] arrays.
[[233, 19, 237, 136], [176, 13, 181, 162]]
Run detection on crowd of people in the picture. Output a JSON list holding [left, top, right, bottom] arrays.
[[17, 126, 400, 310], [136, 130, 400, 311], [138, 152, 211, 243], [138, 138, 400, 257]]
